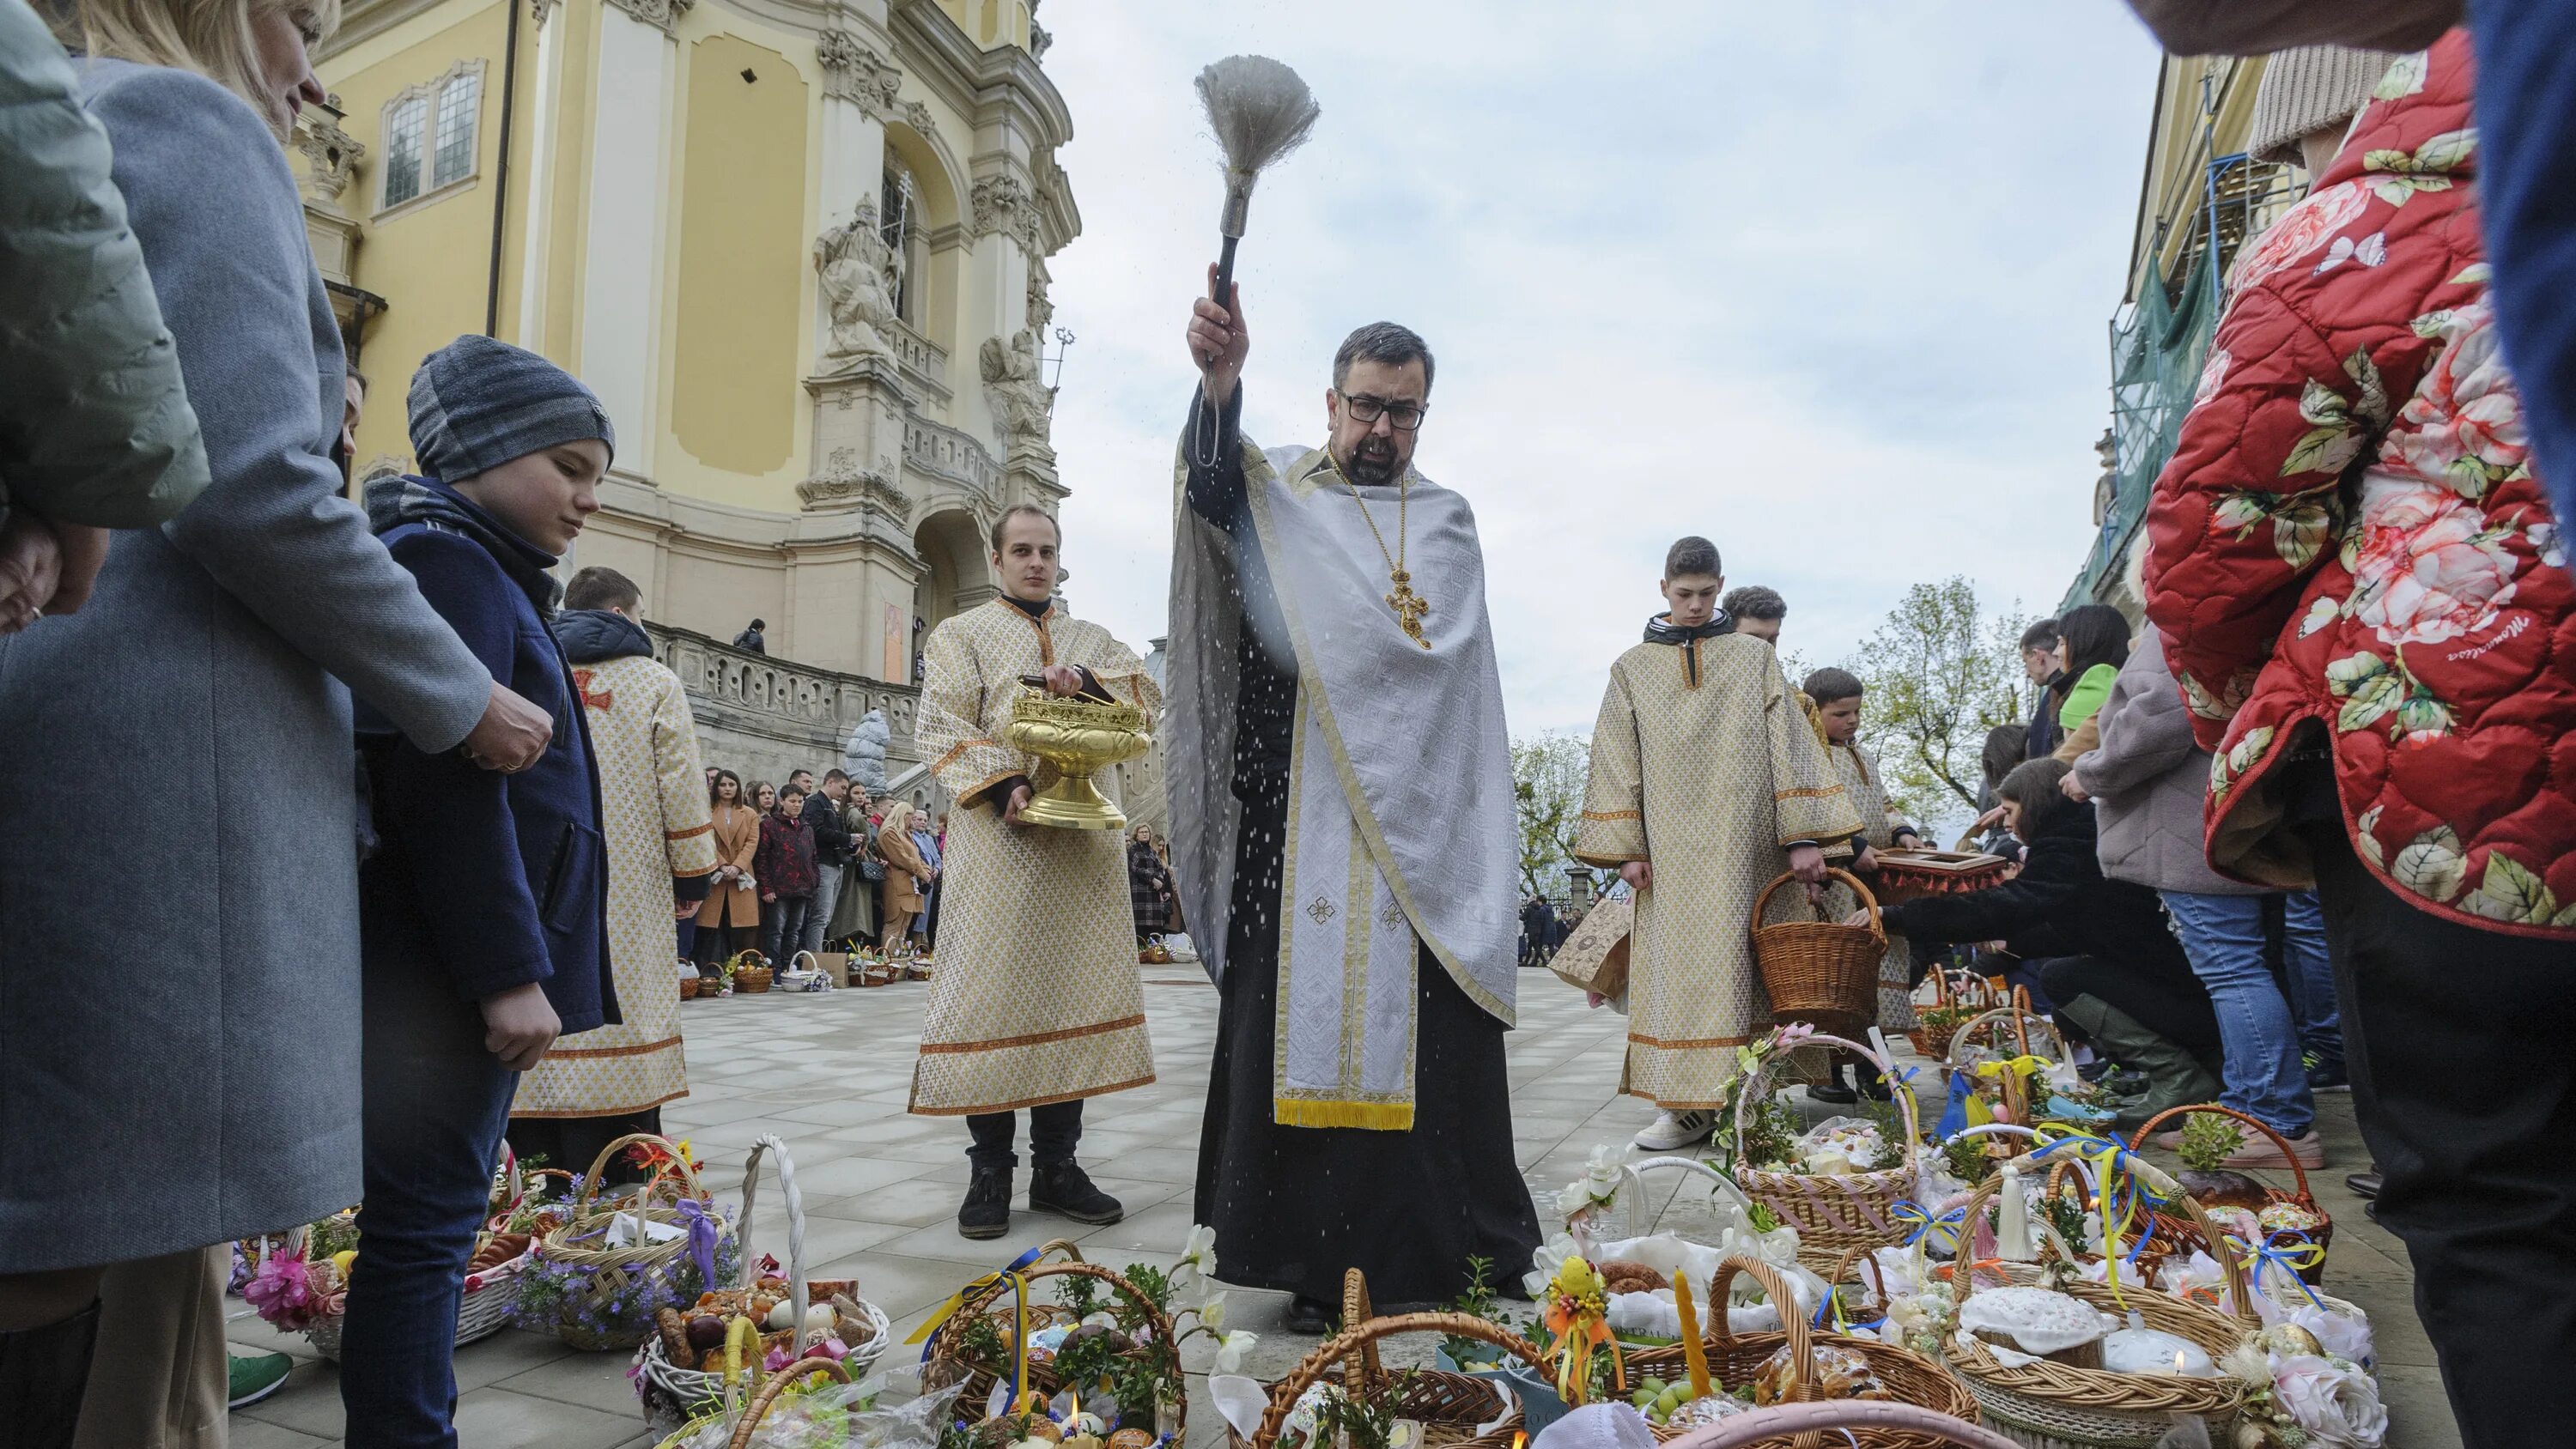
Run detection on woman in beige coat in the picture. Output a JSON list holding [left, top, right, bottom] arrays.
[[695, 769, 762, 965], [877, 799, 929, 948]]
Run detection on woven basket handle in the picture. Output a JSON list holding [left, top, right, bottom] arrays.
[[1250, 1311, 1550, 1449], [1624, 1157, 1761, 1235], [738, 1135, 815, 1349], [2123, 1103, 2316, 1201], [1753, 868, 1882, 937], [573, 1131, 708, 1212], [1340, 1268, 1382, 1393], [1941, 1007, 2066, 1073], [1660, 1402, 2023, 1449], [1704, 1255, 1814, 1404], [724, 1357, 853, 1449], [1954, 1149, 2258, 1325]]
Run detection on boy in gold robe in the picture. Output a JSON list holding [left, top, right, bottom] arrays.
[[1573, 539, 1862, 1150], [910, 506, 1160, 1239], [1801, 667, 1924, 1102]]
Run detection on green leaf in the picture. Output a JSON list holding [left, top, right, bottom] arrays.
[[2282, 425, 2366, 479], [2226, 724, 2275, 777], [2274, 501, 2334, 570], [2445, 455, 2494, 501], [2214, 493, 2269, 534], [2552, 900, 2576, 929], [2374, 53, 2427, 101], [2324, 652, 2391, 694], [2411, 309, 2459, 339], [2451, 263, 2493, 286], [2298, 378, 2349, 427], [2413, 129, 2477, 173], [2297, 597, 2341, 639], [2361, 149, 2412, 173], [2345, 349, 2391, 426], [2337, 674, 2403, 732], [2391, 827, 2468, 904], [2208, 750, 2233, 803], [2355, 806, 2385, 868], [2464, 852, 2555, 925]]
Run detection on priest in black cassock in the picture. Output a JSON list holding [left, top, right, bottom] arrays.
[[1167, 274, 1540, 1331]]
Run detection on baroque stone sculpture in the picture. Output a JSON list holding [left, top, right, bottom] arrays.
[[814, 200, 901, 370]]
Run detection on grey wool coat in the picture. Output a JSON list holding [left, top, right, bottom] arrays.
[[0, 61, 495, 1273], [2073, 630, 2257, 898]]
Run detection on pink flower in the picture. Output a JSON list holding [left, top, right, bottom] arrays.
[[246, 1254, 325, 1333], [2384, 306, 2527, 488], [2271, 1353, 2389, 1447], [2347, 482, 2518, 646], [2232, 180, 2373, 290]]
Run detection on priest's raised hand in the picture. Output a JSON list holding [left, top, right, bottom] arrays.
[[1187, 264, 1250, 402]]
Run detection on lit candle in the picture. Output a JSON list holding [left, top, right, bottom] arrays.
[[2100, 1311, 2217, 1376], [1996, 1162, 2033, 1262], [1671, 1270, 1713, 1401]]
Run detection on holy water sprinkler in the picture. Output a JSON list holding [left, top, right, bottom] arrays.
[[1194, 54, 1321, 308]]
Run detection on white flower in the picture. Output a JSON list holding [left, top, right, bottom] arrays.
[[2271, 1353, 2389, 1447], [1175, 1224, 1218, 1287], [1196, 1291, 1228, 1333], [1213, 1331, 1257, 1373], [1557, 1146, 1625, 1218]]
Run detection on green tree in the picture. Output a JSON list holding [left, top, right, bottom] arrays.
[[1852, 578, 2030, 828], [1511, 731, 1591, 896]]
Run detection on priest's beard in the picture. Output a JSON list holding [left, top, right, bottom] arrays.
[[1338, 436, 1403, 486]]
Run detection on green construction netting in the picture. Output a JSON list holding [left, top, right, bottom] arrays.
[[2063, 239, 2221, 611]]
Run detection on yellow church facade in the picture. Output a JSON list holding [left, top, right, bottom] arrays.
[[295, 0, 1074, 698]]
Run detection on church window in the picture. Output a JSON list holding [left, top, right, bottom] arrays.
[[377, 59, 487, 215]]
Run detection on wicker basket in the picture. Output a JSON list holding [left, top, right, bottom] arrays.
[[1238, 1269, 1544, 1449], [732, 951, 775, 994], [1941, 1007, 2066, 1072], [1619, 1257, 1978, 1448], [1749, 870, 1884, 1034], [533, 1132, 729, 1351], [1936, 1168, 2259, 1449], [633, 1135, 894, 1435], [1657, 1404, 2021, 1449], [854, 953, 903, 987], [922, 1240, 1187, 1438], [649, 1355, 858, 1449], [1734, 1032, 1923, 1276], [279, 1150, 535, 1360], [2125, 1105, 2334, 1283], [1908, 972, 2004, 1062], [680, 973, 702, 1002]]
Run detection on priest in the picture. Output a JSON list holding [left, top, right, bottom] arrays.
[[1170, 276, 1540, 1329], [910, 505, 1160, 1240]]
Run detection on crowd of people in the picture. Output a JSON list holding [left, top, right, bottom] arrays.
[[3, 0, 2573, 1445]]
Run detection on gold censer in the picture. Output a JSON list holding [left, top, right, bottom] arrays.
[[1001, 686, 1151, 830]]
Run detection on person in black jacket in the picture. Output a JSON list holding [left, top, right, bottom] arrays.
[[800, 769, 857, 956], [1854, 756, 2221, 1128]]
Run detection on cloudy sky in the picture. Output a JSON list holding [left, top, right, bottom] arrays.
[[1040, 2, 2165, 737]]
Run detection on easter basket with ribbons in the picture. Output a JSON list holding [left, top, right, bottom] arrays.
[[916, 1239, 1188, 1440], [530, 1131, 732, 1350], [250, 1149, 538, 1361], [1908, 970, 2005, 1063], [1728, 1028, 1925, 1276], [1617, 1256, 1978, 1448], [2124, 1104, 2335, 1282], [631, 1134, 893, 1435]]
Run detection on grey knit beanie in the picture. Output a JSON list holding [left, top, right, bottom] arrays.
[[406, 335, 615, 482], [2248, 45, 2402, 167]]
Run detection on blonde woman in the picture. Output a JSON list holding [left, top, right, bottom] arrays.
[[0, 0, 556, 1440]]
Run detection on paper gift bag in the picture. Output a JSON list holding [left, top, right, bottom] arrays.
[[1549, 895, 1632, 998], [816, 951, 852, 987]]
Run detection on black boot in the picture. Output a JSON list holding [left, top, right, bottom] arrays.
[[1808, 1060, 1858, 1105], [0, 1301, 100, 1449], [1027, 1161, 1124, 1225], [957, 1167, 1012, 1240]]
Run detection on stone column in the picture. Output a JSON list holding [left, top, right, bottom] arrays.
[[512, 0, 568, 348], [578, 0, 688, 477]]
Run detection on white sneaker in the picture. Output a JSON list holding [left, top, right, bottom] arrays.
[[1632, 1108, 1716, 1151]]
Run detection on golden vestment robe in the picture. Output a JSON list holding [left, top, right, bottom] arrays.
[[1571, 633, 1864, 1108], [908, 599, 1161, 1115], [513, 652, 717, 1118], [1824, 742, 1922, 1034]]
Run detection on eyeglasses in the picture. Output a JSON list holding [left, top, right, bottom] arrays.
[[1336, 391, 1428, 431]]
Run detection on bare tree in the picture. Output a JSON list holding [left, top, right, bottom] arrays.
[[1511, 731, 1591, 896]]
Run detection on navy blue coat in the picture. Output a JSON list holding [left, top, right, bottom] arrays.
[[357, 481, 616, 1037]]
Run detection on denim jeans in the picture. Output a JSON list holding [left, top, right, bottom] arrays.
[[2160, 890, 2315, 1138], [762, 895, 811, 965], [966, 1100, 1084, 1173], [805, 866, 844, 955], [341, 894, 517, 1449], [2277, 890, 2343, 1069]]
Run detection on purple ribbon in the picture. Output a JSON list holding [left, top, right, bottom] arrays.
[[673, 1198, 720, 1293]]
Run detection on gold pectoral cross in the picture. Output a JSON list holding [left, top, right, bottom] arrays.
[[1386, 568, 1432, 649]]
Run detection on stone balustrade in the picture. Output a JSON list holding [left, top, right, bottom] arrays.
[[647, 623, 921, 787]]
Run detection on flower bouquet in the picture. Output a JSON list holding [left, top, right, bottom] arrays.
[[522, 1132, 736, 1350]]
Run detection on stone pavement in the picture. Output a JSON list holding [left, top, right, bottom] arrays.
[[227, 973, 2457, 1448]]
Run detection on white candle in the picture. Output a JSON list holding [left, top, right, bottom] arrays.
[[2100, 1311, 2217, 1376], [1996, 1163, 2033, 1262]]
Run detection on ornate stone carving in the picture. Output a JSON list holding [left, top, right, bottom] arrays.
[[969, 173, 1038, 249], [795, 451, 910, 518], [817, 30, 901, 118], [980, 329, 1054, 447], [1025, 258, 1054, 335], [293, 102, 365, 205], [603, 0, 690, 35], [528, 0, 559, 27], [1029, 21, 1052, 61], [902, 100, 936, 136], [905, 416, 999, 498], [814, 199, 901, 371]]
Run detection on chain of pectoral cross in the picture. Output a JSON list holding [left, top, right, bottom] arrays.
[[1329, 457, 1434, 651]]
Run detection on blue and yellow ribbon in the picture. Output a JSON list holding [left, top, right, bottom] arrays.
[[1890, 1201, 1966, 1256], [909, 1245, 1051, 1411], [2238, 1230, 2329, 1312], [2024, 1126, 2166, 1301]]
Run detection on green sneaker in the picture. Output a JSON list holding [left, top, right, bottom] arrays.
[[228, 1350, 292, 1409]]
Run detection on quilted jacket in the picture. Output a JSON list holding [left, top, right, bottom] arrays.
[[2142, 31, 2575, 938]]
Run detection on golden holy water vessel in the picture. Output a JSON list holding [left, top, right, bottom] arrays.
[[1002, 684, 1151, 830]]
